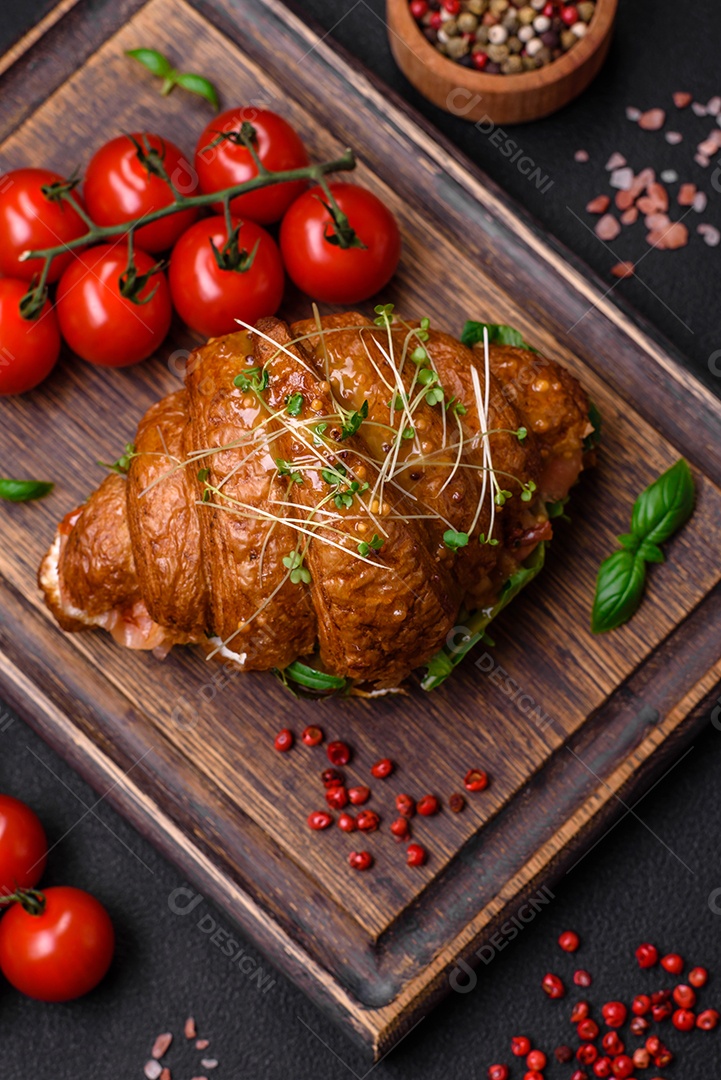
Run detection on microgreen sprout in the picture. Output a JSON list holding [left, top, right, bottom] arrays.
[[357, 533, 384, 557], [99, 443, 136, 475], [443, 529, 469, 551], [286, 392, 304, 417], [234, 366, 268, 393], [340, 400, 368, 440], [276, 459, 303, 484], [373, 302, 395, 326], [520, 479, 537, 503], [282, 550, 311, 584]]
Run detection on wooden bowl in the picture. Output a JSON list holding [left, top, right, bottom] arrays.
[[386, 0, 618, 125]]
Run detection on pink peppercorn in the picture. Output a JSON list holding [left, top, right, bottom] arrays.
[[526, 1050, 546, 1070], [661, 952, 684, 975], [672, 1008, 696, 1031], [601, 1001, 627, 1028], [635, 942, 659, 968], [542, 972, 566, 998], [697, 1008, 719, 1030], [610, 1055, 634, 1079], [559, 930, 581, 952], [511, 1036, 531, 1057]]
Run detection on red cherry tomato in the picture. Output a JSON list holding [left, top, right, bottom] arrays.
[[194, 108, 309, 224], [0, 279, 61, 395], [0, 168, 87, 282], [169, 215, 284, 337], [83, 133, 199, 252], [56, 244, 172, 367], [0, 796, 47, 896], [280, 183, 401, 304], [0, 886, 114, 1001]]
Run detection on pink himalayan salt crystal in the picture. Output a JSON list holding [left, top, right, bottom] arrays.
[[638, 108, 665, 130], [595, 214, 621, 241]]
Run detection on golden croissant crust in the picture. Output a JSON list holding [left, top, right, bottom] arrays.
[[39, 313, 591, 689]]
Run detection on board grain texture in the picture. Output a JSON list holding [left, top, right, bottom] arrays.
[[1, 0, 721, 1057]]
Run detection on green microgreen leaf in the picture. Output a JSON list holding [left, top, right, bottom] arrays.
[[402, 427, 415, 440], [234, 367, 268, 393], [340, 400, 368, 440], [358, 532, 384, 556], [425, 387, 444, 406], [0, 478, 54, 503], [197, 468, 210, 483], [411, 345, 427, 363], [373, 303, 395, 326], [443, 529, 469, 551], [98, 443, 136, 475], [286, 392, 304, 417]]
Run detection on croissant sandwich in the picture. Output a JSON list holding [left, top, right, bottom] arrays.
[[39, 310, 598, 694]]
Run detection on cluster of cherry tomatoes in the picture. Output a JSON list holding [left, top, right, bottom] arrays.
[[0, 794, 114, 1001], [0, 107, 401, 395]]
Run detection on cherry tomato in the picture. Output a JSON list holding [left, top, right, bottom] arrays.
[[83, 133, 199, 252], [0, 168, 87, 282], [56, 244, 172, 367], [0, 796, 47, 896], [0, 279, 61, 395], [169, 215, 284, 337], [280, 183, 401, 304], [0, 886, 114, 1001], [194, 108, 309, 224]]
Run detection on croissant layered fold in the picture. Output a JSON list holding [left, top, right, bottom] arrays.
[[39, 313, 593, 689]]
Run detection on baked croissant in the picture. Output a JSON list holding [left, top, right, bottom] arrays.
[[39, 312, 594, 691]]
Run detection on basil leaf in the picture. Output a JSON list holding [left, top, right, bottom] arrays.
[[0, 478, 54, 503], [461, 321, 537, 352], [591, 549, 647, 634], [174, 72, 220, 110], [630, 458, 695, 547], [422, 541, 547, 691], [125, 48, 173, 78]]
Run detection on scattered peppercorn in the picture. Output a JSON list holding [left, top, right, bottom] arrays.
[[526, 1049, 546, 1070], [511, 1036, 531, 1057], [396, 793, 416, 817], [601, 1032, 623, 1056], [697, 1008, 719, 1030], [661, 952, 684, 975], [417, 794, 441, 816], [487, 1066, 509, 1080], [574, 969, 592, 987], [635, 942, 659, 968], [390, 817, 410, 840], [555, 1045, 573, 1063], [449, 792, 466, 812], [406, 843, 427, 867], [689, 966, 708, 988], [274, 728, 294, 752], [327, 740, 351, 766], [337, 812, 357, 832], [370, 758, 394, 779], [570, 1000, 590, 1022], [464, 768, 489, 792], [301, 725, 323, 746], [325, 785, 348, 810], [601, 1001, 626, 1028], [559, 930, 580, 952], [307, 810, 333, 830], [348, 850, 373, 871], [357, 809, 380, 832], [321, 767, 344, 788], [347, 785, 370, 805], [542, 972, 566, 999], [672, 1007, 696, 1031]]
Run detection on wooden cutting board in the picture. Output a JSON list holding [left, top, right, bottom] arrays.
[[1, 0, 721, 1057]]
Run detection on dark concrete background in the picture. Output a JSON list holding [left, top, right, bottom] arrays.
[[2, 1, 721, 1077]]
